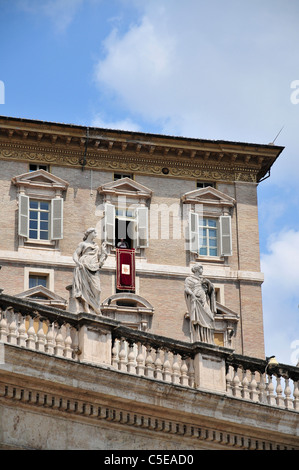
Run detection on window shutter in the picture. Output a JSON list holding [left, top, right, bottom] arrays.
[[18, 194, 29, 237], [137, 207, 148, 248], [219, 215, 232, 256], [51, 198, 63, 240], [104, 203, 115, 245], [189, 211, 199, 253]]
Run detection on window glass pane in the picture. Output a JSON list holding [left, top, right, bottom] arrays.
[[40, 212, 48, 221], [209, 238, 217, 247], [29, 230, 38, 239], [29, 220, 38, 229], [208, 219, 217, 227], [209, 229, 217, 237], [29, 211, 38, 220], [199, 247, 207, 255], [40, 202, 49, 211], [30, 200, 38, 209], [209, 248, 218, 256], [40, 231, 48, 240]]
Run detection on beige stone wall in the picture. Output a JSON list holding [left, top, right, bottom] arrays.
[[0, 160, 265, 356]]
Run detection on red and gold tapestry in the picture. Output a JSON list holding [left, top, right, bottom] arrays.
[[116, 248, 135, 291]]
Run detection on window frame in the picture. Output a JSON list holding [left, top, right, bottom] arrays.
[[12, 169, 68, 249]]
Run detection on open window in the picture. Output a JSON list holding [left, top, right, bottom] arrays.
[[12, 169, 68, 247], [98, 178, 152, 251], [182, 186, 235, 259], [189, 212, 232, 257]]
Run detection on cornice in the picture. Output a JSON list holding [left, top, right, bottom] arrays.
[[0, 116, 284, 182]]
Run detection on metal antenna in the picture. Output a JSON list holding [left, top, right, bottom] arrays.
[[269, 126, 284, 145]]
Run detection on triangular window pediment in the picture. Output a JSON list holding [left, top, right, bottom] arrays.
[[98, 177, 152, 200], [15, 286, 67, 309], [181, 187, 235, 207], [12, 169, 69, 191]]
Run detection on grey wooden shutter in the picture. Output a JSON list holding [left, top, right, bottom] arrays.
[[104, 203, 115, 245], [51, 198, 63, 240], [137, 207, 149, 248], [219, 215, 232, 256], [188, 211, 199, 253], [18, 194, 29, 238]]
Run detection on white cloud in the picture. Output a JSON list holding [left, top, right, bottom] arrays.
[[94, 1, 299, 142], [261, 229, 299, 365]]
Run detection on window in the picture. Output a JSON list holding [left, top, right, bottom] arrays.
[[115, 207, 136, 248], [199, 218, 218, 256], [114, 173, 133, 181], [104, 203, 148, 249], [29, 200, 50, 240], [197, 181, 215, 188], [19, 195, 63, 242], [189, 213, 232, 257], [29, 275, 48, 289], [29, 164, 49, 172], [12, 169, 68, 247]]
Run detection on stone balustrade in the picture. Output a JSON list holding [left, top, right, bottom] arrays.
[[0, 292, 298, 413]]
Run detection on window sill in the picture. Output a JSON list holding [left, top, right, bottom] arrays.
[[194, 254, 226, 264], [22, 239, 58, 250]]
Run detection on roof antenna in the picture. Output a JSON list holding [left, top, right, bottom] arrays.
[[269, 126, 284, 145]]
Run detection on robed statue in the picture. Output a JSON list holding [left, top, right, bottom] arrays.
[[71, 228, 108, 315], [184, 264, 216, 343]]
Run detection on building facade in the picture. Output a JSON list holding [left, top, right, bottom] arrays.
[[1, 115, 298, 451]]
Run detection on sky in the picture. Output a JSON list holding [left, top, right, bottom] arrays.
[[0, 0, 299, 366]]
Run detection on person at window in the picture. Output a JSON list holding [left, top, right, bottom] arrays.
[[71, 228, 108, 315], [117, 238, 129, 248]]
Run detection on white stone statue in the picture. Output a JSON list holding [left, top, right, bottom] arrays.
[[184, 264, 216, 343], [71, 228, 108, 315]]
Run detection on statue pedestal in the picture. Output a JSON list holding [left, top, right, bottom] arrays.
[[78, 324, 112, 367], [194, 350, 226, 393]]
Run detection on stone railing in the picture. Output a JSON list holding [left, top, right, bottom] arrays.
[[0, 292, 298, 412]]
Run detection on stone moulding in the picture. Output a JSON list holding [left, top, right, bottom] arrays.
[[0, 363, 298, 451]]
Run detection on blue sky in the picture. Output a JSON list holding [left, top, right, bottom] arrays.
[[1, 0, 299, 365]]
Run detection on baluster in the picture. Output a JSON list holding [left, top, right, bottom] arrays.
[[26, 316, 36, 350], [54, 324, 65, 357], [136, 342, 145, 376], [188, 358, 195, 388], [36, 318, 46, 352], [17, 314, 27, 347], [0, 310, 8, 342], [162, 351, 172, 382], [226, 365, 233, 395], [118, 339, 127, 372], [111, 338, 119, 369], [284, 378, 293, 409], [232, 367, 242, 398], [64, 324, 73, 359], [293, 381, 299, 411], [171, 354, 180, 384], [249, 371, 259, 402], [7, 310, 18, 345], [145, 346, 154, 378], [258, 372, 267, 404], [266, 374, 276, 406], [154, 349, 163, 380], [180, 358, 189, 387], [275, 376, 284, 407], [45, 321, 55, 355], [241, 369, 250, 400], [127, 342, 136, 374]]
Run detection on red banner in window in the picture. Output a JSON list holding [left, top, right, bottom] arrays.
[[116, 248, 135, 291]]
